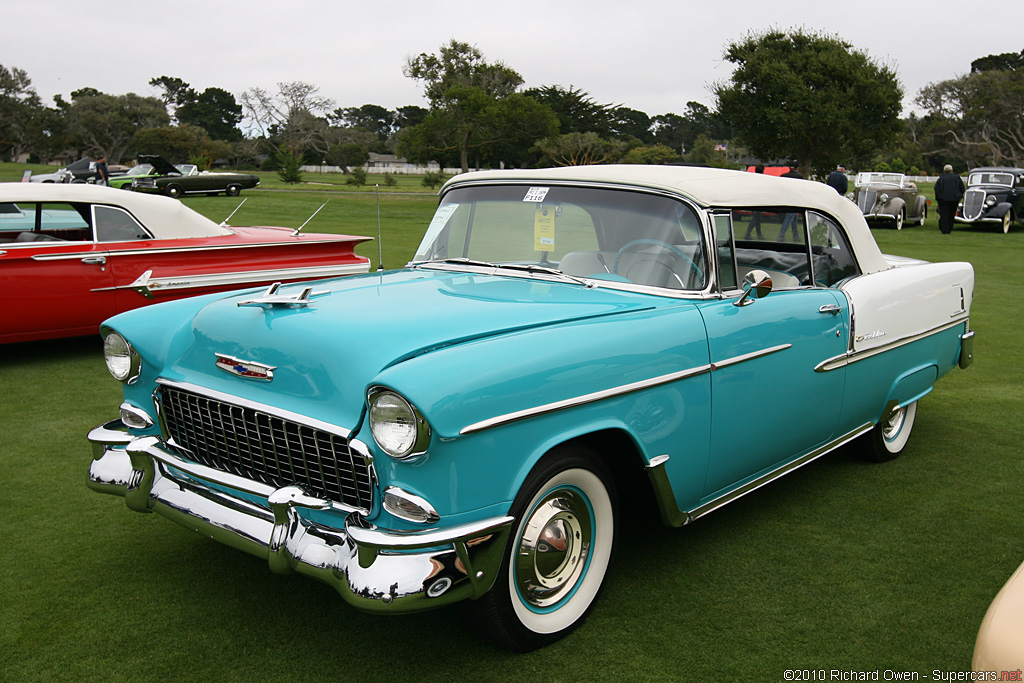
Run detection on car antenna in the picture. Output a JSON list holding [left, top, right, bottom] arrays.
[[291, 200, 329, 236], [376, 184, 383, 271], [219, 197, 247, 226]]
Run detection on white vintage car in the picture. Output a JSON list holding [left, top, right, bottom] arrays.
[[87, 165, 975, 650]]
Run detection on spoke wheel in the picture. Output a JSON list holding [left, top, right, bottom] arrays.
[[895, 209, 904, 230], [1002, 212, 1011, 234], [468, 446, 615, 651]]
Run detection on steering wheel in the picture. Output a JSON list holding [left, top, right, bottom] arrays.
[[613, 239, 703, 279]]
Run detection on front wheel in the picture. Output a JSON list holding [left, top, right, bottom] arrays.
[[1002, 212, 1011, 234], [863, 401, 918, 462], [166, 183, 184, 199], [894, 208, 904, 230], [468, 446, 616, 651], [226, 184, 242, 197]]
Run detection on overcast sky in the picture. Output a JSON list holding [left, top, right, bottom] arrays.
[[6, 0, 1020, 121]]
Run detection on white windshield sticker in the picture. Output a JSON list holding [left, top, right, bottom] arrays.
[[420, 203, 459, 247], [523, 187, 550, 203]]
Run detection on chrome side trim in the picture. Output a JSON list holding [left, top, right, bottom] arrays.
[[32, 239, 361, 261], [90, 263, 367, 294], [646, 423, 874, 527], [459, 363, 713, 435], [815, 316, 969, 372], [710, 344, 791, 370], [460, 342, 796, 435]]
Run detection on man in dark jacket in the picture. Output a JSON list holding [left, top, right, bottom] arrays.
[[826, 165, 848, 194], [934, 165, 965, 235]]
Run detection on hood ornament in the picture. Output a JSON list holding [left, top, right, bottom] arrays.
[[215, 354, 276, 381], [237, 282, 329, 309]]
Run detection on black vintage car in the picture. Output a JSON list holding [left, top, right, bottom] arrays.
[[956, 167, 1024, 233], [130, 155, 260, 198]]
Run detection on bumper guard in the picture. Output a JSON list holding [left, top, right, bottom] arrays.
[[87, 419, 513, 612]]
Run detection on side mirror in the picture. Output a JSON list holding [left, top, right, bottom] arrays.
[[734, 269, 773, 307]]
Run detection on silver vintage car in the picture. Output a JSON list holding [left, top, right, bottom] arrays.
[[850, 173, 928, 229]]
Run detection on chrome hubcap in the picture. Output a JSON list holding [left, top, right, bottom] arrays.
[[515, 489, 592, 609], [882, 406, 906, 441]]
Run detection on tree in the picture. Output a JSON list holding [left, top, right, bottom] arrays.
[[651, 102, 730, 155], [619, 144, 679, 165], [536, 132, 627, 166], [916, 68, 1024, 168], [610, 106, 653, 143], [971, 50, 1024, 73], [64, 91, 169, 163], [524, 85, 615, 136], [714, 29, 903, 177], [401, 40, 558, 172], [239, 81, 335, 140], [332, 104, 395, 142], [177, 88, 243, 141], [0, 64, 44, 160], [132, 124, 231, 163]]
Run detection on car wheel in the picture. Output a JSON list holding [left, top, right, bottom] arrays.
[[1001, 212, 1011, 233], [166, 184, 184, 199], [918, 205, 927, 226], [863, 401, 918, 462], [226, 184, 242, 197], [468, 446, 616, 651], [895, 209, 904, 230]]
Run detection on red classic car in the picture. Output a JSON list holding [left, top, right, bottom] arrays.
[[0, 183, 372, 343]]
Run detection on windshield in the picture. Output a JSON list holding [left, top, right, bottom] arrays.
[[968, 172, 1013, 187], [126, 164, 154, 176], [412, 184, 708, 291], [856, 173, 904, 186]]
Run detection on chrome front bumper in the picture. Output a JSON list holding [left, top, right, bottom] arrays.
[[87, 419, 512, 612]]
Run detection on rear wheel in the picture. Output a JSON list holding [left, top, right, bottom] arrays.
[[863, 401, 918, 462], [468, 446, 616, 651]]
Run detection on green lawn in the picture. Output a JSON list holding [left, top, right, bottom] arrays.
[[1, 169, 1022, 681]]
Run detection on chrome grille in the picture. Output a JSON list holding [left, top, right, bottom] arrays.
[[856, 190, 877, 214], [158, 386, 373, 512], [962, 189, 985, 220]]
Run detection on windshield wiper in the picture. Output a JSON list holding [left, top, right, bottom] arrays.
[[417, 258, 597, 288]]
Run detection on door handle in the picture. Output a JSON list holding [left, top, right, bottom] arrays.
[[81, 256, 107, 265], [818, 304, 841, 315]]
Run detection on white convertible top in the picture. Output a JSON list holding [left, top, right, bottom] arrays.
[[444, 165, 889, 274], [0, 182, 232, 238]]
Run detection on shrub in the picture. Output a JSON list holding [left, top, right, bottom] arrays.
[[346, 167, 367, 186], [422, 171, 446, 189], [383, 173, 397, 187], [275, 149, 304, 184]]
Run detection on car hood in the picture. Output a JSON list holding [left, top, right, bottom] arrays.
[[146, 269, 668, 430], [137, 155, 181, 176]]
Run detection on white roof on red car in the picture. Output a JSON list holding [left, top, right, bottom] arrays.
[[0, 182, 232, 238]]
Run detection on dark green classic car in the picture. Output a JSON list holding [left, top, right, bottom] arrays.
[[129, 155, 259, 198]]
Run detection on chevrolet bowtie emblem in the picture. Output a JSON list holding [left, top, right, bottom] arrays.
[[215, 354, 276, 381]]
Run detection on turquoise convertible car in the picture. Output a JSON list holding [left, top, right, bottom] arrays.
[[87, 165, 975, 650]]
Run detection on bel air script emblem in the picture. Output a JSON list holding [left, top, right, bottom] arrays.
[[215, 354, 276, 381]]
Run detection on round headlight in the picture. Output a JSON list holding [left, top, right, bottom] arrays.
[[103, 332, 140, 383], [368, 388, 429, 460], [985, 196, 997, 207]]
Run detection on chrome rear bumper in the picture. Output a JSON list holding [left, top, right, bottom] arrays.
[[87, 419, 512, 612]]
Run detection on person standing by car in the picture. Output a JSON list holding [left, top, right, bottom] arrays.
[[779, 165, 804, 240], [826, 165, 848, 194], [744, 165, 766, 239], [934, 164, 965, 235], [96, 156, 109, 186]]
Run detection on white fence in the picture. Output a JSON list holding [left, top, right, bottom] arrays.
[[301, 164, 471, 175]]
